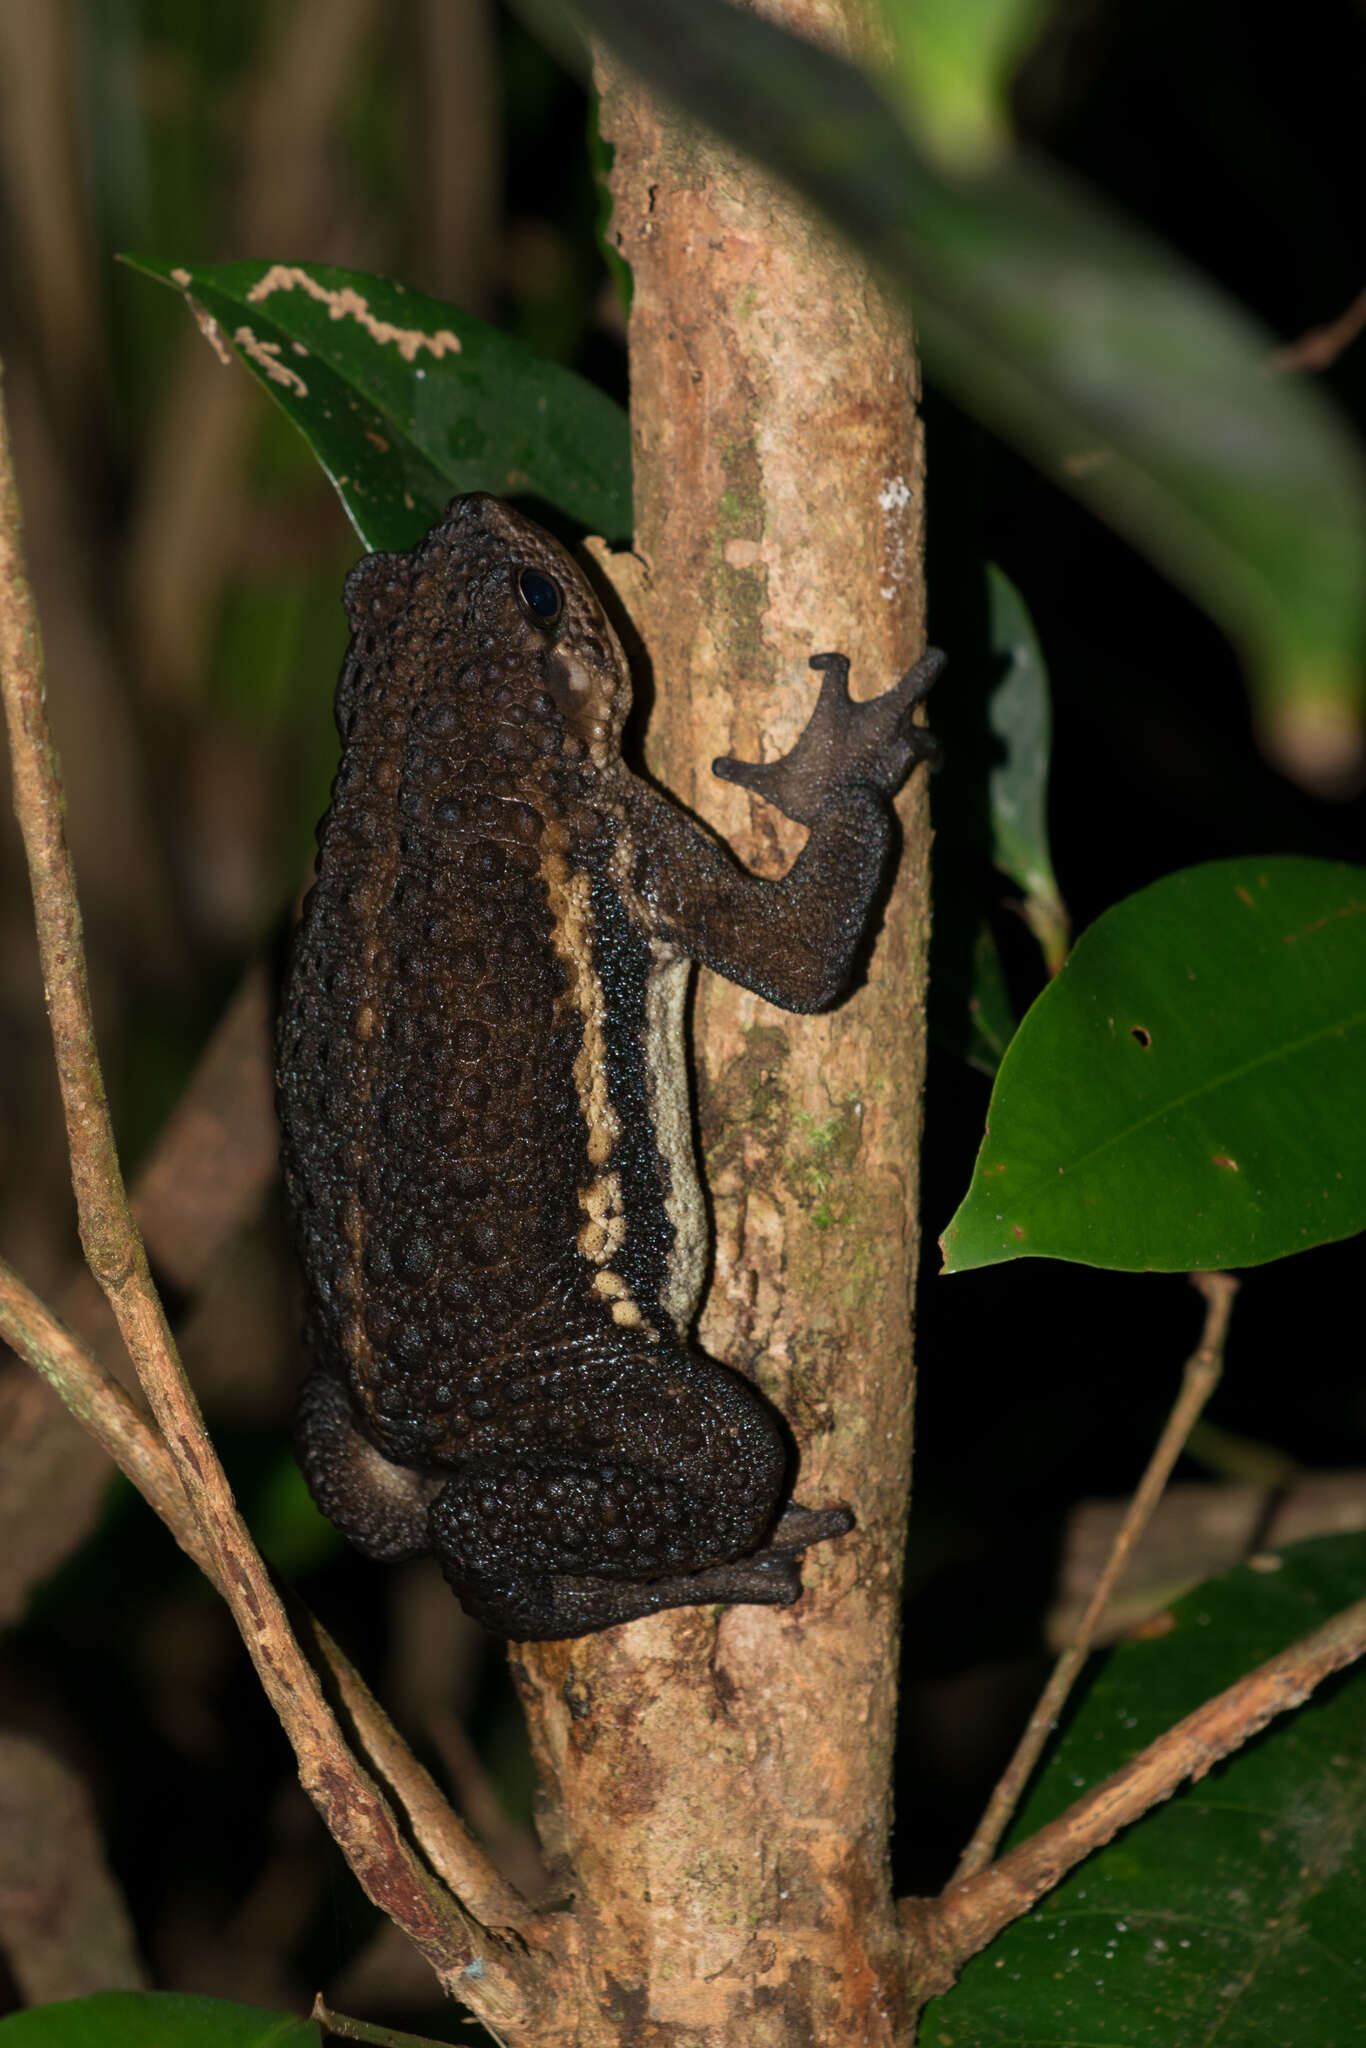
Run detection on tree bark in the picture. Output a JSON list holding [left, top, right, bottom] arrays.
[[511, 4, 933, 2040]]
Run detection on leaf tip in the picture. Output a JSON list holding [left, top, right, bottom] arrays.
[[1260, 689, 1366, 799]]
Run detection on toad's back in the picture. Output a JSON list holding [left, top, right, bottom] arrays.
[[279, 496, 678, 1472]]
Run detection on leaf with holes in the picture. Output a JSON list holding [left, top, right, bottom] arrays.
[[126, 257, 631, 551], [941, 857, 1366, 1272]]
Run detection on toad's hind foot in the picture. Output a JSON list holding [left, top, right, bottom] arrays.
[[764, 1499, 856, 1552]]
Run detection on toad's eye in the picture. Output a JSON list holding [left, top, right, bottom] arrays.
[[516, 567, 564, 628]]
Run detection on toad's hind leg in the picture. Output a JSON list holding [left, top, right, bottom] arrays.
[[425, 1452, 854, 1641], [426, 1346, 855, 1638], [294, 1366, 441, 1562]]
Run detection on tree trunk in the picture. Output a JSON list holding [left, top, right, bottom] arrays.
[[512, 4, 933, 2039]]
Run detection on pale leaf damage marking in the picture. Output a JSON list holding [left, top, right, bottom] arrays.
[[245, 264, 462, 363], [233, 327, 309, 397], [171, 269, 233, 368]]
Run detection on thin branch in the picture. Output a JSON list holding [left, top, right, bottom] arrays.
[[2, 960, 285, 1625], [953, 1271, 1238, 1880], [1, 1241, 535, 1958], [906, 1589, 1366, 1990], [1270, 283, 1366, 373], [301, 1624, 538, 1935], [0, 1249, 539, 1936], [0, 1257, 198, 1552], [425, 1703, 554, 1906], [311, 1994, 462, 2048], [1048, 1469, 1366, 1647], [0, 366, 546, 2031]]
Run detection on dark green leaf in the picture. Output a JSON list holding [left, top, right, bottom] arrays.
[[126, 258, 631, 550], [574, 0, 1366, 742], [0, 1992, 317, 2048], [941, 857, 1366, 1272], [922, 1536, 1366, 2045]]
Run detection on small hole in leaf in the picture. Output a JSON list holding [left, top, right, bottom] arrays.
[[1130, 1026, 1152, 1048]]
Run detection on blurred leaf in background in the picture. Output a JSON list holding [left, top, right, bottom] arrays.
[[574, 0, 1366, 787], [878, 0, 1053, 171]]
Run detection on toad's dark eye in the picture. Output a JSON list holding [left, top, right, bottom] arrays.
[[516, 567, 564, 628]]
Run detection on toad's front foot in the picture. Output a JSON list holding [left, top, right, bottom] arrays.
[[713, 648, 944, 828]]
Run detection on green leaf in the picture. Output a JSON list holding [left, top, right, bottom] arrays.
[[0, 1992, 317, 2048], [982, 566, 1068, 974], [921, 1536, 1366, 2045], [126, 258, 632, 550], [941, 857, 1366, 1272], [573, 0, 1366, 749]]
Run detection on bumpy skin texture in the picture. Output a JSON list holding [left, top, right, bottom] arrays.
[[276, 494, 940, 1640]]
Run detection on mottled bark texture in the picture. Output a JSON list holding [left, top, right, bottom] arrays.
[[511, 5, 933, 2040]]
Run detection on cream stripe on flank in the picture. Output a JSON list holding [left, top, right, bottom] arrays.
[[541, 847, 648, 1333]]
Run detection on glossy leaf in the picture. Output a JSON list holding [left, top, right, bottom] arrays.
[[127, 258, 632, 550], [0, 1992, 317, 2048], [921, 1536, 1366, 2044], [941, 857, 1366, 1272], [573, 0, 1366, 750]]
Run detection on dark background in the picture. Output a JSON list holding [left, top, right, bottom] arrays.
[[0, 0, 1361, 2027]]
